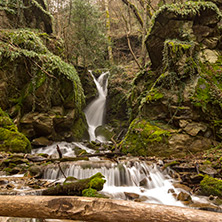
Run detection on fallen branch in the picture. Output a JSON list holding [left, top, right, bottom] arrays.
[[78, 152, 124, 158], [0, 196, 221, 222]]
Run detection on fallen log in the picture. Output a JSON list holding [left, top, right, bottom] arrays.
[[42, 172, 105, 196], [0, 195, 221, 222]]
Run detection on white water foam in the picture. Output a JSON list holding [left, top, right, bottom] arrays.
[[84, 71, 109, 142]]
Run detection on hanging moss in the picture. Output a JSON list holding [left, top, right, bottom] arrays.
[[0, 29, 85, 113], [120, 118, 171, 156]]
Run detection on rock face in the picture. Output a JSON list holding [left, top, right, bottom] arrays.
[[146, 1, 221, 69], [123, 1, 222, 157], [0, 0, 53, 34], [0, 2, 87, 149]]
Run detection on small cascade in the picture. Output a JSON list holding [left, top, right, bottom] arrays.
[[43, 160, 184, 207], [84, 71, 109, 142], [32, 141, 95, 157]]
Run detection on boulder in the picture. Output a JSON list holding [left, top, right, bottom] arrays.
[[146, 1, 221, 69]]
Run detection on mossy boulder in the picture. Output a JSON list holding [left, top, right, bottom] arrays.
[[146, 1, 221, 69], [120, 118, 171, 156], [0, 108, 31, 153], [0, 29, 87, 142], [200, 175, 222, 197]]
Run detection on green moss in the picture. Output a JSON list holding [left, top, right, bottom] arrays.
[[82, 188, 98, 197], [71, 114, 88, 140], [141, 88, 164, 104], [121, 118, 171, 156], [89, 177, 106, 191], [191, 57, 222, 113], [0, 108, 31, 153], [163, 161, 180, 169], [192, 78, 211, 110], [82, 188, 106, 198], [200, 175, 222, 197]]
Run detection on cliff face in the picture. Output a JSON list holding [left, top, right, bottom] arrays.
[[122, 1, 222, 157], [0, 1, 87, 151]]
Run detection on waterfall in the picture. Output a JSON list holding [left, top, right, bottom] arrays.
[[84, 71, 109, 142], [43, 160, 184, 207]]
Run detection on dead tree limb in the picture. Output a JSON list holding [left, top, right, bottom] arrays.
[[0, 196, 221, 222]]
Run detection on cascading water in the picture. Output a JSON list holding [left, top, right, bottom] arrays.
[[43, 160, 184, 207], [84, 71, 109, 142]]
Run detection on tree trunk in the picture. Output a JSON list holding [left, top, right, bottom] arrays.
[[104, 0, 114, 64], [0, 196, 221, 222]]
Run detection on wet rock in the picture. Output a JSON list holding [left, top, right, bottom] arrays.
[[189, 202, 222, 212], [189, 174, 204, 184], [28, 165, 43, 178], [168, 188, 175, 194], [134, 196, 149, 202], [27, 155, 47, 162], [33, 114, 54, 136], [199, 165, 218, 176], [0, 179, 8, 185], [177, 191, 192, 203], [172, 163, 196, 172], [95, 125, 114, 141], [6, 183, 15, 189], [31, 137, 53, 147], [139, 178, 148, 187], [173, 183, 192, 193], [124, 192, 140, 200], [10, 167, 21, 175]]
